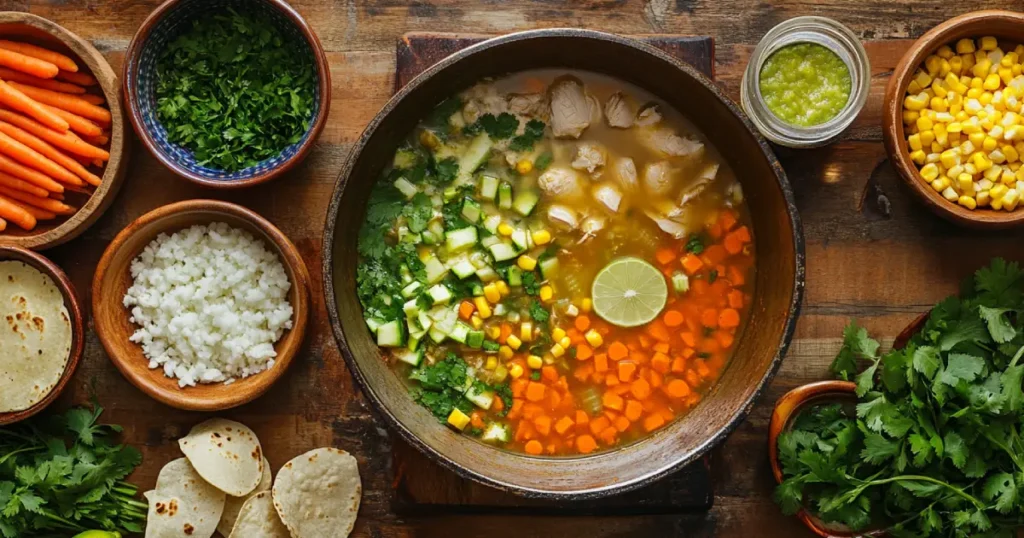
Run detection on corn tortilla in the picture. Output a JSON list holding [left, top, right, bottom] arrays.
[[272, 448, 361, 538], [145, 458, 225, 538], [217, 458, 271, 537], [179, 418, 264, 497], [228, 492, 289, 538]]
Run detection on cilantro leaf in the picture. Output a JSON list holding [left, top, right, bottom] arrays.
[[976, 257, 1023, 308], [403, 192, 433, 233], [938, 353, 986, 386], [434, 157, 460, 185], [472, 113, 519, 139], [944, 431, 967, 469], [509, 119, 546, 151], [529, 300, 550, 323], [860, 432, 899, 464], [983, 472, 1018, 514], [979, 306, 1016, 343], [912, 345, 941, 380]]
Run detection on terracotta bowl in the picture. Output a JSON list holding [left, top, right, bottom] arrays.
[[0, 245, 83, 425], [883, 10, 1024, 229], [92, 200, 310, 411], [122, 0, 330, 189], [768, 313, 929, 537], [0, 12, 129, 250], [323, 29, 805, 499]]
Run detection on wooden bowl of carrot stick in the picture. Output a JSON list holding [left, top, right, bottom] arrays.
[[0, 12, 127, 250]]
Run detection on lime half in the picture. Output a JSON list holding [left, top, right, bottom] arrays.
[[591, 257, 668, 328]]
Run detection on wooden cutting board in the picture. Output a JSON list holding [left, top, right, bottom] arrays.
[[390, 32, 718, 515]]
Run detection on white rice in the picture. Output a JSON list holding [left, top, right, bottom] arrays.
[[123, 222, 294, 387]]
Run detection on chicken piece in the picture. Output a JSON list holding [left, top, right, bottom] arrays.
[[636, 103, 662, 126], [508, 93, 548, 119], [678, 163, 719, 206], [592, 183, 623, 213], [549, 77, 591, 138], [640, 127, 705, 159], [588, 94, 602, 124], [644, 210, 688, 238], [461, 82, 507, 124], [571, 142, 606, 174], [580, 216, 606, 242], [604, 92, 634, 128], [547, 205, 579, 230], [538, 167, 585, 199], [612, 157, 638, 192], [642, 161, 676, 196]]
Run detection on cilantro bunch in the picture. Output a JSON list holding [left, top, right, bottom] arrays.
[[776, 259, 1024, 537], [154, 8, 316, 171], [0, 405, 146, 537]]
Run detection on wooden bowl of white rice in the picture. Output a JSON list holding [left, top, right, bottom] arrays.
[[92, 199, 310, 411]]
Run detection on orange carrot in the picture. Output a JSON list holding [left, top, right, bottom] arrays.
[[719, 210, 738, 232], [0, 67, 85, 93], [701, 309, 719, 329], [663, 310, 684, 328], [665, 379, 692, 399], [0, 154, 62, 192], [0, 41, 77, 73], [723, 233, 743, 255], [575, 434, 597, 454], [0, 109, 107, 160], [458, 300, 474, 320], [0, 121, 101, 186], [0, 81, 68, 132], [498, 322, 512, 344], [601, 392, 623, 411], [588, 416, 611, 436], [624, 400, 643, 421], [0, 194, 36, 230], [0, 185, 73, 214], [575, 343, 593, 361], [534, 415, 551, 436], [0, 130, 82, 185], [541, 365, 558, 382], [617, 361, 637, 383], [594, 353, 609, 373], [650, 353, 671, 374], [12, 199, 56, 221], [554, 416, 574, 435], [607, 342, 628, 361], [0, 170, 47, 197], [574, 315, 590, 332], [681, 253, 704, 275], [7, 82, 110, 124], [524, 440, 542, 455], [0, 48, 57, 79], [57, 70, 96, 86], [630, 378, 652, 400], [718, 308, 741, 329], [78, 94, 104, 105], [0, 217, 6, 232], [643, 413, 666, 432], [655, 247, 676, 265], [82, 131, 109, 146], [43, 105, 102, 137], [525, 382, 546, 402]]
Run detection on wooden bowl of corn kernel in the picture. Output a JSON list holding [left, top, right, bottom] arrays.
[[884, 10, 1024, 229]]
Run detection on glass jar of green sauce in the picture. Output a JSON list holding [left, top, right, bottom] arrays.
[[741, 17, 870, 148]]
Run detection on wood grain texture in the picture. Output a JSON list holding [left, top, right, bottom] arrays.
[[9, 1, 1024, 536]]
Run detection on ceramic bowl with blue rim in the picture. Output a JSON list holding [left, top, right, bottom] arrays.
[[122, 0, 331, 189]]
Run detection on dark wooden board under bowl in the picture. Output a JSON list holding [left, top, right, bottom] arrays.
[[391, 32, 716, 514]]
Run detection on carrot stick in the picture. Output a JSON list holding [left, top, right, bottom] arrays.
[[0, 109, 107, 160], [7, 82, 110, 124], [42, 105, 102, 136], [0, 154, 62, 192], [0, 81, 68, 132], [79, 93, 104, 105], [0, 41, 77, 73], [9, 198, 56, 220], [83, 132, 108, 146], [49, 191, 63, 201], [0, 48, 58, 79], [56, 70, 96, 86], [0, 130, 82, 186], [0, 121, 101, 186], [0, 67, 85, 93], [0, 217, 6, 232], [0, 170, 48, 197], [0, 194, 36, 230], [0, 185, 73, 214]]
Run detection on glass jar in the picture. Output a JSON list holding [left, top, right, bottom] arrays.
[[740, 16, 870, 148]]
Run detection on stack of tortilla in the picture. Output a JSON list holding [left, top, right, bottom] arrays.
[[146, 418, 362, 538], [0, 261, 72, 413]]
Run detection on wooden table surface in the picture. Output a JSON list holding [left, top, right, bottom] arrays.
[[14, 1, 1024, 537]]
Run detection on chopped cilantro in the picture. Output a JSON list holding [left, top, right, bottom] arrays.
[[685, 234, 705, 254], [468, 113, 519, 139], [708, 269, 719, 283], [427, 97, 463, 129], [509, 119, 546, 151], [522, 271, 540, 295], [529, 300, 550, 323], [402, 192, 433, 233], [433, 157, 459, 185], [534, 151, 553, 171], [530, 371, 541, 381]]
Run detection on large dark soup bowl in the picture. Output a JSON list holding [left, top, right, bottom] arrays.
[[324, 29, 805, 499]]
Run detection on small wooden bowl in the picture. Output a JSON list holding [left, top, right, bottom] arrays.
[[0, 245, 83, 425], [0, 12, 128, 250], [91, 200, 310, 411], [768, 314, 930, 537], [883, 10, 1024, 229], [122, 0, 330, 189]]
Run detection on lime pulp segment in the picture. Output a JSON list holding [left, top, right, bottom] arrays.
[[591, 257, 668, 328]]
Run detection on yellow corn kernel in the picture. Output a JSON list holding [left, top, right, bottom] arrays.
[[527, 355, 543, 369], [584, 329, 603, 348], [947, 122, 963, 134], [483, 283, 501, 304], [916, 116, 934, 131], [1000, 66, 1014, 85], [947, 164, 964, 178], [1007, 125, 1024, 141], [531, 229, 551, 245], [497, 223, 514, 236], [977, 190, 991, 207], [980, 36, 999, 51], [920, 163, 940, 181], [930, 97, 948, 112], [499, 345, 514, 359], [991, 149, 1008, 164], [942, 186, 960, 201], [984, 164, 1003, 181], [486, 325, 501, 339], [992, 183, 1010, 200], [958, 195, 978, 209], [910, 150, 927, 165], [556, 337, 569, 349], [517, 255, 537, 271], [1004, 51, 1019, 66], [962, 53, 976, 71], [909, 133, 923, 151], [1018, 167, 1024, 182], [905, 94, 928, 111], [980, 92, 994, 106], [931, 177, 951, 192], [470, 315, 483, 329], [920, 130, 936, 147], [506, 334, 522, 350], [974, 59, 993, 78], [956, 39, 976, 54], [936, 45, 954, 59], [908, 80, 922, 95], [983, 73, 1002, 90], [581, 298, 592, 313], [516, 159, 533, 174], [447, 408, 470, 430], [509, 362, 524, 379], [1004, 189, 1020, 210], [539, 285, 553, 302], [520, 322, 533, 342], [474, 297, 492, 319], [550, 343, 565, 358], [984, 136, 999, 152], [932, 79, 949, 97], [925, 55, 943, 75], [992, 196, 1005, 210], [958, 173, 974, 192], [485, 356, 498, 370], [552, 327, 566, 342], [1004, 168, 1018, 184], [969, 131, 987, 147], [940, 149, 958, 168], [950, 56, 963, 75], [496, 280, 510, 297], [904, 110, 920, 124]]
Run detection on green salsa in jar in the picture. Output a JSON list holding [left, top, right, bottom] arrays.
[[758, 42, 851, 127]]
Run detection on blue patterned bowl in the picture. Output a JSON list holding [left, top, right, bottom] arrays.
[[122, 0, 330, 188]]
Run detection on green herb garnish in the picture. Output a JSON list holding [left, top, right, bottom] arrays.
[[685, 234, 705, 254], [509, 120, 546, 151], [529, 300, 550, 323]]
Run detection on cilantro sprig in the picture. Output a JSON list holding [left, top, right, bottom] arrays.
[[776, 258, 1024, 537]]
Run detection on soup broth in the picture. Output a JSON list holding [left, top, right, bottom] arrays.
[[356, 69, 755, 456]]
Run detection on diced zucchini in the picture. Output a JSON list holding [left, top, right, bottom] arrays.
[[376, 320, 404, 347], [407, 318, 427, 340], [488, 242, 518, 262], [493, 303, 507, 316], [428, 327, 447, 344], [365, 317, 384, 333], [424, 256, 448, 284], [407, 335, 422, 352], [452, 259, 477, 279], [445, 227, 479, 253], [470, 251, 490, 269], [400, 264, 413, 284], [481, 235, 501, 248], [538, 257, 559, 279], [428, 220, 445, 237], [511, 228, 530, 251], [417, 312, 434, 332], [471, 283, 485, 296], [482, 214, 502, 234], [466, 384, 495, 409], [393, 148, 420, 169], [479, 174, 500, 200], [456, 133, 494, 185], [450, 322, 471, 344], [481, 423, 511, 443], [512, 189, 540, 216], [428, 285, 453, 305], [467, 330, 485, 349], [421, 229, 438, 245], [403, 299, 421, 318], [498, 182, 513, 209], [394, 177, 419, 199], [672, 271, 690, 293], [507, 266, 523, 286], [443, 186, 459, 201], [401, 281, 423, 298], [461, 199, 482, 223], [476, 266, 498, 282]]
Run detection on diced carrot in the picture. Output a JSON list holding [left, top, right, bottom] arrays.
[[703, 245, 729, 266], [612, 382, 631, 396], [724, 232, 744, 255], [685, 369, 701, 388], [523, 403, 544, 420], [618, 361, 637, 382], [589, 416, 611, 436], [566, 328, 584, 344], [695, 359, 711, 378], [648, 369, 664, 389], [470, 411, 485, 429], [630, 378, 652, 400], [681, 348, 696, 359], [598, 426, 618, 445], [511, 378, 528, 398], [719, 209, 738, 231], [727, 288, 745, 309], [653, 342, 670, 354], [699, 338, 721, 355], [575, 410, 589, 427], [534, 415, 552, 436], [458, 300, 475, 320], [650, 353, 671, 374], [608, 342, 629, 361], [663, 309, 684, 328], [734, 225, 751, 242], [671, 357, 687, 373], [665, 379, 692, 399], [625, 400, 643, 421], [655, 247, 676, 265], [680, 332, 696, 347], [576, 434, 597, 454], [727, 266, 746, 287], [574, 362, 594, 381], [707, 221, 723, 240], [602, 391, 624, 411], [701, 309, 719, 328], [499, 323, 512, 344], [525, 440, 543, 455], [681, 253, 704, 274], [716, 331, 735, 349], [525, 381, 547, 402], [614, 416, 631, 432], [594, 353, 609, 372], [492, 396, 505, 413], [541, 365, 558, 382], [719, 308, 741, 328], [549, 390, 562, 410], [646, 320, 670, 342], [576, 343, 593, 361], [605, 374, 619, 387], [643, 414, 666, 432], [690, 277, 709, 296], [574, 315, 591, 332], [508, 399, 524, 420], [555, 416, 574, 434]]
